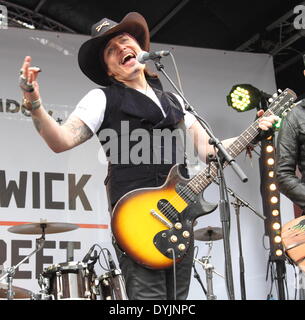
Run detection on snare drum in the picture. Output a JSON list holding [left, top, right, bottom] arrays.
[[41, 261, 97, 300], [97, 269, 128, 300]]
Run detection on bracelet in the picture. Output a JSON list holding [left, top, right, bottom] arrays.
[[22, 97, 42, 111], [19, 75, 34, 93]]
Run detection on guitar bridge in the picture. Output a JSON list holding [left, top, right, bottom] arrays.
[[150, 209, 173, 228]]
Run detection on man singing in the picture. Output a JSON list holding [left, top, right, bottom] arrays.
[[19, 12, 278, 300]]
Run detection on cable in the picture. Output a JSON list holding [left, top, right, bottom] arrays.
[[169, 51, 184, 96], [89, 243, 112, 272], [262, 234, 270, 251], [168, 52, 214, 132], [192, 246, 208, 297], [168, 248, 177, 300], [266, 253, 274, 299], [192, 261, 207, 297]]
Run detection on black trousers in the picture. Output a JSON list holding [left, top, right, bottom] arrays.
[[106, 178, 194, 300], [113, 239, 194, 300]]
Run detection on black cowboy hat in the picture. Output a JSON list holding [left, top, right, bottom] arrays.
[[78, 12, 150, 87]]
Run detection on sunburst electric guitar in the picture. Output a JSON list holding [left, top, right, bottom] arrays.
[[111, 88, 297, 269]]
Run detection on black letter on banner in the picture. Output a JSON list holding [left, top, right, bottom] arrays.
[[45, 172, 65, 209], [0, 240, 7, 265], [60, 241, 81, 262], [0, 98, 3, 112], [35, 240, 55, 279], [68, 174, 92, 211], [0, 171, 27, 208], [6, 99, 20, 113], [12, 240, 32, 279], [32, 172, 40, 208]]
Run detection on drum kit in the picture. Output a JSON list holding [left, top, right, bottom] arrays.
[[193, 226, 225, 300], [0, 221, 128, 300]]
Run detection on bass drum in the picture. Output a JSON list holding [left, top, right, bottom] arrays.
[[282, 216, 305, 272], [97, 269, 128, 300], [41, 261, 97, 300]]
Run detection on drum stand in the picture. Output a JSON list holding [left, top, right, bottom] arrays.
[[194, 241, 224, 300], [0, 224, 46, 300]]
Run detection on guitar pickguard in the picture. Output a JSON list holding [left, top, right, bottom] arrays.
[[153, 183, 217, 260]]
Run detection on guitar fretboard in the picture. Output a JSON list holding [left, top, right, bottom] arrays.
[[187, 109, 274, 194]]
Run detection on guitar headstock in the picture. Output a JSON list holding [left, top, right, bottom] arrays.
[[266, 88, 297, 118]]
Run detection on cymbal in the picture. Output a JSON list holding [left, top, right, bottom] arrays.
[[8, 222, 79, 235], [194, 226, 223, 241], [0, 282, 32, 299]]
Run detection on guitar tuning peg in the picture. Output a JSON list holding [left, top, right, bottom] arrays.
[[268, 98, 274, 103], [278, 89, 283, 93]]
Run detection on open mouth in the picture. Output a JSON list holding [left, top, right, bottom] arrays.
[[121, 53, 136, 65]]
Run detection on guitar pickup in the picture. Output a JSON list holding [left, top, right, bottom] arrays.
[[157, 199, 180, 223]]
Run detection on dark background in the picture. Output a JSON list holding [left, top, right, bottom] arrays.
[[2, 0, 305, 98]]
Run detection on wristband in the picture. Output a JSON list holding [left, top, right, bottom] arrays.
[[22, 97, 42, 111]]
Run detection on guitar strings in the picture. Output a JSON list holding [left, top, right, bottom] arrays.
[[159, 127, 258, 220], [156, 95, 292, 221], [157, 115, 268, 220]]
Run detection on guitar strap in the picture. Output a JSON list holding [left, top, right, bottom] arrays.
[[167, 93, 193, 177], [166, 92, 206, 178]]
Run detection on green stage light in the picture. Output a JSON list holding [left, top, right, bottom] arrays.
[[226, 84, 263, 112]]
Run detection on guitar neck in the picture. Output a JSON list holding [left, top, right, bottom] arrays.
[[188, 109, 274, 194]]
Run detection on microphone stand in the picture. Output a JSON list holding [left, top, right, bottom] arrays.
[[213, 153, 235, 300], [213, 178, 265, 299], [232, 198, 246, 300], [153, 58, 249, 300], [153, 59, 248, 183], [213, 180, 266, 221]]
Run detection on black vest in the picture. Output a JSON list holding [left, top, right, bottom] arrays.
[[96, 82, 188, 207]]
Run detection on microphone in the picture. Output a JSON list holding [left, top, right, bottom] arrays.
[[82, 244, 95, 263], [107, 250, 117, 270], [137, 50, 170, 64]]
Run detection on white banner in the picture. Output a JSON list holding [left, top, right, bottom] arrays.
[[0, 27, 111, 297], [0, 27, 295, 300]]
